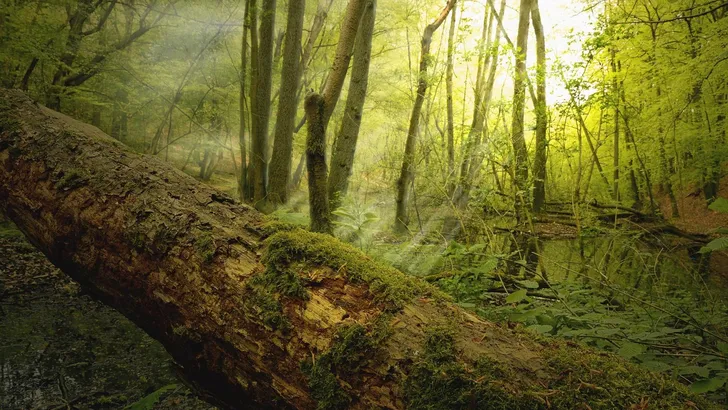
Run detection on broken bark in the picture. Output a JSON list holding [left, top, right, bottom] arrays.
[[0, 90, 715, 409]]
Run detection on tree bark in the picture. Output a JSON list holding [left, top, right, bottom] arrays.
[[269, 0, 306, 206], [510, 0, 533, 223], [531, 0, 547, 213], [327, 0, 377, 213], [321, 0, 368, 127], [395, 0, 456, 233], [305, 93, 333, 234], [0, 89, 714, 410], [445, 2, 457, 194], [239, 0, 252, 202], [250, 0, 276, 210]]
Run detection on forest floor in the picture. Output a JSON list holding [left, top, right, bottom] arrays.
[[659, 175, 728, 234], [0, 224, 215, 410]]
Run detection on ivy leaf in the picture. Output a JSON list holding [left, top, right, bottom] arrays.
[[506, 289, 529, 304], [618, 342, 645, 360], [708, 197, 728, 213], [689, 377, 727, 394]]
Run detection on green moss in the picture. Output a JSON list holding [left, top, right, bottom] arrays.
[[55, 169, 88, 191], [263, 229, 447, 308], [543, 342, 716, 409], [301, 322, 389, 410], [196, 233, 216, 263], [242, 286, 291, 332], [403, 330, 717, 410]]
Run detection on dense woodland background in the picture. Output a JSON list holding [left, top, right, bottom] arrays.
[[2, 0, 728, 408]]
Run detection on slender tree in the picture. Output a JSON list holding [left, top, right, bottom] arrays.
[[531, 0, 547, 213], [239, 0, 252, 201], [268, 0, 306, 206], [510, 0, 533, 222], [445, 1, 457, 193], [394, 0, 456, 233], [328, 0, 377, 212], [250, 0, 276, 209], [305, 93, 332, 234]]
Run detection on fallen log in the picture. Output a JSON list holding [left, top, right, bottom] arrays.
[[0, 89, 717, 409]]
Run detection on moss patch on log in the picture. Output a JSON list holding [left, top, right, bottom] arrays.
[[301, 321, 390, 410], [262, 229, 447, 309], [402, 327, 717, 409]]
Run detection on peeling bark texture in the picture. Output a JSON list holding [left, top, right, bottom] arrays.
[[0, 90, 715, 410]]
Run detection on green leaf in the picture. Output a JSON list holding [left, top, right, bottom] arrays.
[[689, 377, 727, 394], [458, 302, 477, 309], [718, 342, 728, 354], [518, 280, 540, 289], [640, 361, 672, 372], [527, 324, 553, 334], [699, 237, 728, 254], [708, 197, 728, 213], [506, 289, 529, 304], [618, 342, 646, 360], [125, 384, 177, 410], [679, 366, 710, 378]]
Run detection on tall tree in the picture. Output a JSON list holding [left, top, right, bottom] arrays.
[[531, 0, 547, 213], [268, 0, 306, 206], [250, 0, 276, 210], [304, 0, 367, 233], [444, 1, 457, 194], [239, 0, 252, 201], [320, 0, 368, 127], [394, 0, 456, 233], [510, 0, 533, 222], [327, 0, 377, 212]]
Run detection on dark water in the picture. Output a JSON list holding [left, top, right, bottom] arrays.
[[0, 233, 214, 410]]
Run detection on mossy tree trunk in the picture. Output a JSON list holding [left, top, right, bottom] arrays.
[[0, 90, 715, 410], [268, 0, 306, 206], [327, 0, 377, 213]]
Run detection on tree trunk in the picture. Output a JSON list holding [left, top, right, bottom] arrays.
[[510, 0, 534, 224], [239, 0, 252, 202], [305, 93, 333, 234], [327, 0, 377, 213], [0, 89, 715, 410], [269, 0, 306, 206], [250, 0, 276, 210], [395, 0, 456, 233], [445, 2, 457, 194], [531, 0, 547, 213], [321, 0, 368, 127]]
